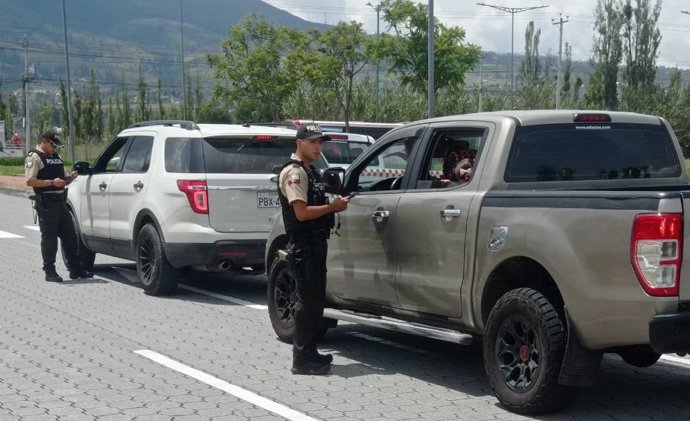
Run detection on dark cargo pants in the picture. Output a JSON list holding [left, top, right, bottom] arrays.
[[35, 194, 80, 273], [287, 234, 328, 366]]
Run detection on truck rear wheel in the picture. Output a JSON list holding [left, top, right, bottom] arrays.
[[484, 287, 578, 415], [136, 223, 178, 296], [618, 345, 661, 368]]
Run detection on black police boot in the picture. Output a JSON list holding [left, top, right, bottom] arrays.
[[309, 349, 334, 364], [44, 269, 64, 283], [291, 360, 331, 375], [69, 269, 94, 280]]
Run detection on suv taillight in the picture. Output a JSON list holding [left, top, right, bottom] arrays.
[[177, 180, 209, 214], [631, 213, 683, 296]]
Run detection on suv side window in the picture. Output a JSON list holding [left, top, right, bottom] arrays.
[[92, 137, 130, 173], [121, 136, 153, 173]]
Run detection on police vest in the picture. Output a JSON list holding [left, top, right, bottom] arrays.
[[277, 160, 332, 236], [30, 149, 65, 194]]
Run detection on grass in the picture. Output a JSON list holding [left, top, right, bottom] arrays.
[[0, 165, 24, 177]]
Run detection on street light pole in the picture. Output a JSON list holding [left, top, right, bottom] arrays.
[[180, 0, 186, 120], [367, 2, 381, 121], [61, 0, 76, 162], [428, 0, 435, 118], [477, 3, 548, 108], [21, 36, 31, 156]]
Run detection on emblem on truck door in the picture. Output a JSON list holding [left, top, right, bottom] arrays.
[[488, 226, 509, 251]]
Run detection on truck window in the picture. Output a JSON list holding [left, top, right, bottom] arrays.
[[415, 128, 486, 189], [505, 123, 682, 182]]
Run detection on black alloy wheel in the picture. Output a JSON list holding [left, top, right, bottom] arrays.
[[495, 314, 541, 392]]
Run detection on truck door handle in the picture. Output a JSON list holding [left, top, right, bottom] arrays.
[[371, 208, 390, 223], [440, 208, 461, 221], [99, 182, 107, 191], [133, 181, 144, 191]]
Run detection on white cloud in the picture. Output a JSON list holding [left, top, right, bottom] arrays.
[[264, 0, 690, 69]]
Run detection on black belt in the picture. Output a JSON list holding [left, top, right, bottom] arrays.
[[37, 191, 66, 200]]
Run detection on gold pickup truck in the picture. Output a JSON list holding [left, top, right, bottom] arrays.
[[265, 110, 690, 414]]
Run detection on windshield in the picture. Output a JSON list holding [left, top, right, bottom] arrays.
[[505, 123, 682, 182]]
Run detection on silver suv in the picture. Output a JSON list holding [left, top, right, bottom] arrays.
[[67, 120, 325, 295]]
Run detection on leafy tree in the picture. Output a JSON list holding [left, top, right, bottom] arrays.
[[310, 21, 372, 130], [585, 0, 623, 110], [35, 99, 54, 134], [378, 0, 480, 108], [620, 0, 661, 90], [519, 21, 542, 84], [208, 13, 306, 121], [137, 66, 149, 122], [59, 79, 69, 135], [157, 78, 166, 120]]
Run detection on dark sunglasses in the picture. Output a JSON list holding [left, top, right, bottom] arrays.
[[48, 140, 62, 149]]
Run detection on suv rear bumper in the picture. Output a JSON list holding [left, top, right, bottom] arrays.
[[165, 240, 266, 271], [649, 311, 690, 354]]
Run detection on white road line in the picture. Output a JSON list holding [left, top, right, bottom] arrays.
[[23, 225, 40, 231], [0, 229, 23, 238], [179, 284, 267, 310], [134, 350, 320, 421], [660, 354, 690, 367]]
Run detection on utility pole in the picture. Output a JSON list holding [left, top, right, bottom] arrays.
[[21, 36, 31, 156], [367, 2, 381, 121], [552, 14, 569, 109], [477, 3, 548, 108], [428, 0, 435, 118]]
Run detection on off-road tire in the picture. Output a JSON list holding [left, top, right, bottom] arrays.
[[484, 287, 578, 415], [62, 209, 96, 271], [267, 257, 333, 343], [136, 223, 178, 296], [618, 345, 661, 368]]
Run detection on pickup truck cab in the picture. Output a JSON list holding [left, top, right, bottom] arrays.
[[265, 110, 690, 414]]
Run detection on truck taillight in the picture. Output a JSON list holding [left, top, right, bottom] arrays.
[[177, 180, 209, 214], [631, 213, 683, 297]]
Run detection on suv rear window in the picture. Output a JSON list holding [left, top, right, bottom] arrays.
[[322, 141, 369, 165], [165, 136, 329, 174], [505, 123, 682, 182]]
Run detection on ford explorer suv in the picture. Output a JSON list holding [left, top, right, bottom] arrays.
[[67, 120, 326, 295]]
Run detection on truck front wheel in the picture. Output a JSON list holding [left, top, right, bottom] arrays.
[[484, 287, 578, 415]]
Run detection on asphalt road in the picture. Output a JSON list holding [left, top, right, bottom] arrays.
[[1, 191, 690, 420]]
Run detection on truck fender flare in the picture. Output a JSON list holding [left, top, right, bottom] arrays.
[[558, 306, 603, 387]]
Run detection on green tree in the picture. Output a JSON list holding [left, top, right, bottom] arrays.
[[620, 0, 661, 90], [585, 0, 623, 110], [311, 21, 371, 130], [519, 21, 542, 84], [137, 66, 149, 122], [59, 79, 69, 134], [208, 13, 306, 121], [157, 78, 166, 120], [379, 0, 480, 110]]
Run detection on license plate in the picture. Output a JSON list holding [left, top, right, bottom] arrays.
[[257, 191, 280, 208]]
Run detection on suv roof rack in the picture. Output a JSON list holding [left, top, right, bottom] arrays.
[[129, 120, 199, 130]]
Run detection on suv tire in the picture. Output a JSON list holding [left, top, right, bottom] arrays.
[[62, 209, 96, 272], [136, 223, 178, 296], [484, 288, 578, 415]]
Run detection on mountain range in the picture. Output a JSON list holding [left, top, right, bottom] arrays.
[[0, 0, 327, 96]]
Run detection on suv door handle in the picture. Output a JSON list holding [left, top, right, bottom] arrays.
[[440, 207, 461, 222], [99, 182, 107, 191], [133, 181, 144, 191], [371, 208, 390, 223]]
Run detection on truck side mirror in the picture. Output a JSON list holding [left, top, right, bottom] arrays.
[[72, 161, 92, 175], [322, 168, 345, 194]]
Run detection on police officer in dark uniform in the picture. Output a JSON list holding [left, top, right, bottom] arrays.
[[25, 130, 93, 282], [277, 123, 349, 375]]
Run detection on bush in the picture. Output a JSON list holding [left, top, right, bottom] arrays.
[[0, 157, 25, 166]]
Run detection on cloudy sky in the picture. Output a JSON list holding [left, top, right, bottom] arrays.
[[263, 0, 690, 69]]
